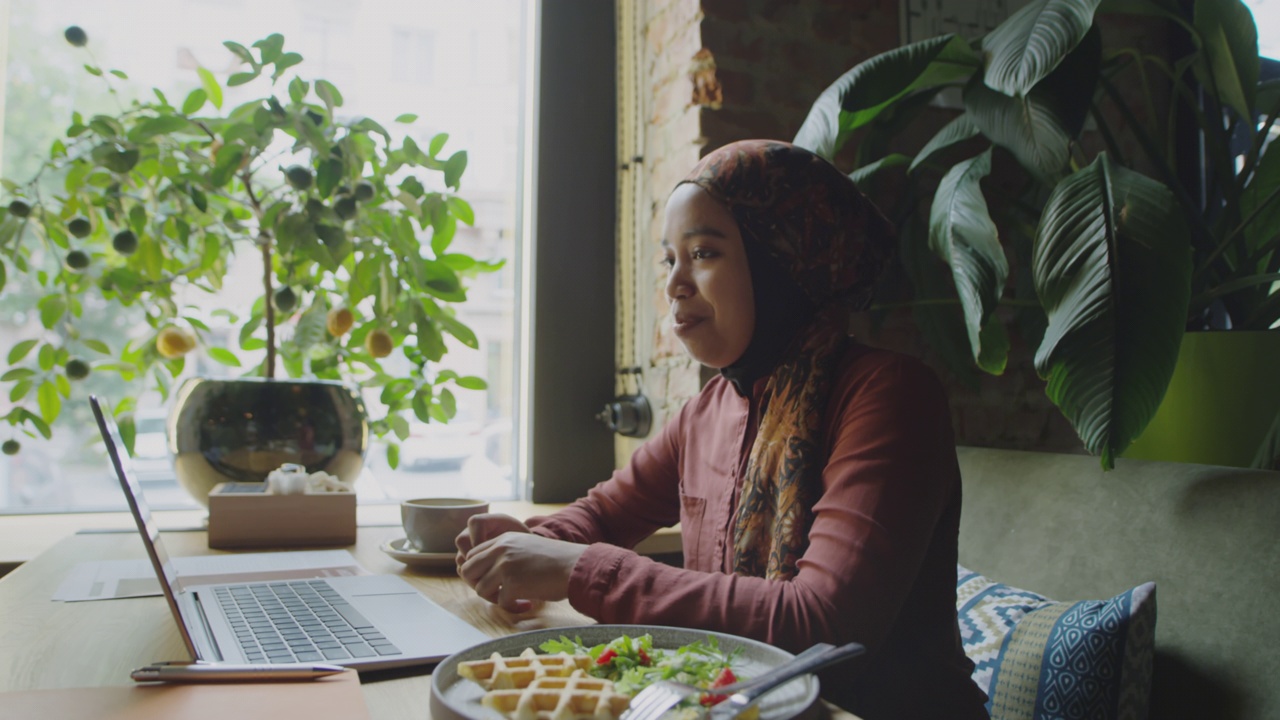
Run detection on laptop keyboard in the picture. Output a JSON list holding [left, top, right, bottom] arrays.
[[214, 580, 401, 663]]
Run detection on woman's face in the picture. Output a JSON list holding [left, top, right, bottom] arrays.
[[660, 184, 755, 369]]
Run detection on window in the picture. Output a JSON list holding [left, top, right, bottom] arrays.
[[0, 0, 534, 512]]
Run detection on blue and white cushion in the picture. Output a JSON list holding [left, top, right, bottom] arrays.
[[956, 565, 1156, 720]]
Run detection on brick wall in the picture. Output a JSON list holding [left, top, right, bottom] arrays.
[[625, 0, 1170, 461]]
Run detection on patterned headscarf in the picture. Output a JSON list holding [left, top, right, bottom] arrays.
[[679, 140, 894, 580]]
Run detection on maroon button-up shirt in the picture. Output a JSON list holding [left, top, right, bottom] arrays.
[[531, 344, 989, 719]]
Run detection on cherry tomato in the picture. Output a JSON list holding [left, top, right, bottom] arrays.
[[596, 648, 618, 665], [700, 667, 737, 706]]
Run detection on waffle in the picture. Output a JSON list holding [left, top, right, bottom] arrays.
[[481, 674, 631, 720], [458, 648, 595, 690]]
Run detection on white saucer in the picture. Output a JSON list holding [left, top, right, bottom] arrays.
[[381, 537, 458, 570]]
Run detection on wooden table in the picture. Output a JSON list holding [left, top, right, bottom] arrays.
[[0, 521, 857, 719]]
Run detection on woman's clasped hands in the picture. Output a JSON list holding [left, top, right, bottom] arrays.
[[454, 513, 588, 614]]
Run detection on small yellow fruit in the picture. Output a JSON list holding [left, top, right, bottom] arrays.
[[156, 326, 197, 359], [326, 307, 354, 336], [364, 328, 393, 358]]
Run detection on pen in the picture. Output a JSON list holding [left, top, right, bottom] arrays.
[[131, 662, 346, 683]]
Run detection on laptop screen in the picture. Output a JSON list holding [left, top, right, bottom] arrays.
[[90, 395, 199, 660]]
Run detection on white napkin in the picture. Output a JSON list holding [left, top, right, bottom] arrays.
[[266, 463, 354, 494]]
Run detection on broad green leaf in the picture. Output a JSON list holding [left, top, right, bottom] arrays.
[[910, 116, 982, 173], [227, 71, 259, 87], [182, 88, 207, 114], [412, 387, 433, 423], [110, 69, 128, 79], [37, 381, 61, 424], [197, 66, 223, 110], [127, 115, 194, 142], [253, 33, 285, 64], [84, 339, 111, 355], [288, 76, 309, 103], [395, 113, 418, 123], [793, 34, 979, 159], [7, 339, 38, 364], [981, 0, 1102, 96], [446, 196, 475, 225], [390, 412, 411, 440], [84, 64, 102, 77], [0, 368, 33, 381], [207, 347, 242, 367], [1240, 136, 1280, 255], [91, 142, 140, 173], [1193, 0, 1259, 122], [224, 41, 256, 65], [428, 133, 449, 156], [315, 79, 344, 109], [38, 296, 67, 329], [456, 375, 488, 390], [443, 151, 468, 189], [352, 117, 390, 144], [272, 52, 303, 81], [437, 313, 479, 349], [964, 74, 1072, 183], [385, 443, 400, 469], [929, 149, 1009, 372], [1032, 153, 1191, 468], [848, 153, 911, 185]]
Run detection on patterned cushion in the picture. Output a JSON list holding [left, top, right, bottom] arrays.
[[956, 565, 1156, 720]]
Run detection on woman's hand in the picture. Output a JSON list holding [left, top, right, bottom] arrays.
[[457, 531, 588, 613], [455, 513, 532, 562]]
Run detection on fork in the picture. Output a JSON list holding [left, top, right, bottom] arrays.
[[620, 641, 864, 720]]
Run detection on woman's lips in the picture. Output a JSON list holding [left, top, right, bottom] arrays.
[[672, 314, 704, 335]]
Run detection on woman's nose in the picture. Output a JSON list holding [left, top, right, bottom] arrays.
[[665, 262, 693, 300]]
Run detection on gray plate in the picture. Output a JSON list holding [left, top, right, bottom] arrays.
[[430, 624, 821, 720]]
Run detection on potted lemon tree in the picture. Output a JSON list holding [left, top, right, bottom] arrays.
[[0, 28, 501, 500]]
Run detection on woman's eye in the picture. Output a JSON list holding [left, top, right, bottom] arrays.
[[659, 255, 674, 269], [691, 248, 717, 260]]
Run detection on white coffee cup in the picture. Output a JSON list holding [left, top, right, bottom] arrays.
[[401, 498, 489, 553]]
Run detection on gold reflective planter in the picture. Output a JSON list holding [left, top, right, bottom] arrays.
[[169, 378, 368, 505]]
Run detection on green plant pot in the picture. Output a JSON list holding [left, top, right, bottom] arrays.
[[169, 378, 368, 505], [1123, 330, 1280, 468]]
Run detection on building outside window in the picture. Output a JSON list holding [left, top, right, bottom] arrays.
[[0, 0, 527, 512]]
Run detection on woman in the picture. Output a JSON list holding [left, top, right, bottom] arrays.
[[456, 140, 989, 719]]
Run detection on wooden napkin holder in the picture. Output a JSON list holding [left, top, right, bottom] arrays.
[[207, 482, 356, 549]]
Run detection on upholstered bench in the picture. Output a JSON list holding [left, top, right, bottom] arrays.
[[955, 446, 1280, 719]]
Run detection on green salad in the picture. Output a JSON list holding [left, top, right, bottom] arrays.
[[539, 634, 744, 705]]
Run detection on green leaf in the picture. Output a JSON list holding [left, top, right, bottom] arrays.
[[90, 142, 141, 173], [253, 33, 285, 64], [227, 71, 259, 87], [84, 339, 111, 355], [84, 64, 102, 77], [1032, 153, 1192, 468], [437, 313, 479, 349], [110, 69, 128, 79], [443, 151, 468, 189], [224, 41, 256, 65], [428, 132, 449, 156], [288, 76, 309, 103], [385, 443, 400, 470], [0, 368, 34, 381], [315, 79, 344, 109], [963, 74, 1072, 184], [412, 387, 433, 423], [352, 117, 390, 144], [981, 0, 1102, 96], [127, 115, 194, 142], [7, 339, 38, 364], [271, 52, 303, 81], [197, 66, 223, 110], [793, 34, 979, 159], [1193, 0, 1259, 123], [182, 88, 208, 114], [210, 144, 245, 187], [910, 115, 981, 173], [395, 113, 418, 123], [446, 196, 475, 225], [37, 381, 61, 424], [207, 347, 242, 367], [456, 375, 488, 390], [38, 296, 67, 330], [438, 388, 457, 418], [929, 149, 1009, 372], [847, 153, 911, 185]]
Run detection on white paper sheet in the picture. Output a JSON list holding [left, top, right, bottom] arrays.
[[52, 549, 367, 602]]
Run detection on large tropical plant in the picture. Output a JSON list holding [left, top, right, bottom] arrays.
[[0, 28, 501, 465], [794, 0, 1278, 468]]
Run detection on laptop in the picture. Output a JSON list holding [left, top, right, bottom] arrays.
[[90, 395, 489, 671]]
